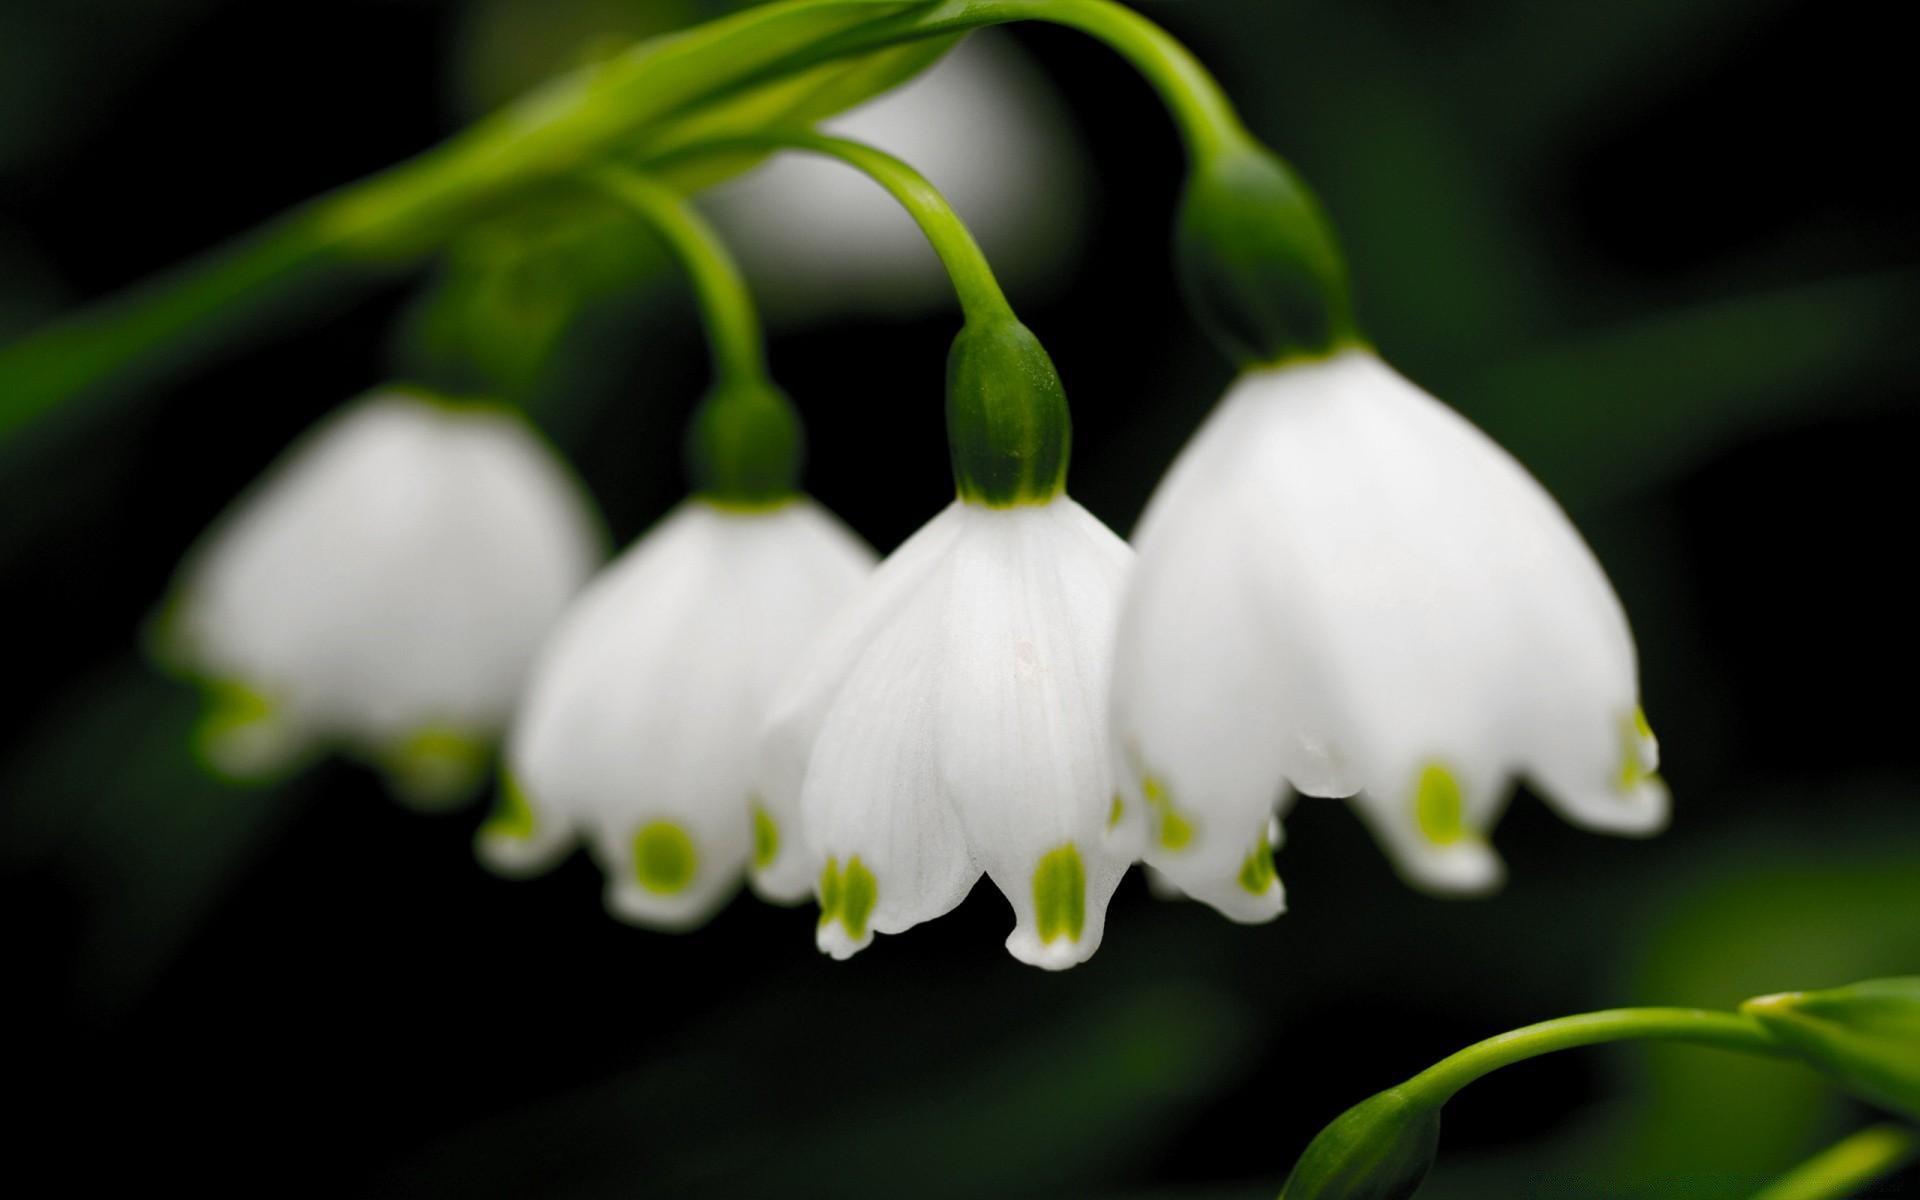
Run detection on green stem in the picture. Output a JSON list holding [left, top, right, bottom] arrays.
[[663, 133, 1014, 325], [1750, 1124, 1919, 1200], [588, 167, 766, 386], [1406, 1008, 1787, 1104]]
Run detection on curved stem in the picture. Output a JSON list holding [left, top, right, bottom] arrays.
[[589, 166, 766, 386], [664, 133, 1013, 325], [1750, 1124, 1919, 1200], [1406, 1008, 1787, 1104]]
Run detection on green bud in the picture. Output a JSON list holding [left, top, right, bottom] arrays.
[[1280, 1088, 1441, 1200], [1742, 978, 1920, 1120], [684, 377, 803, 510], [945, 315, 1070, 507], [1175, 135, 1358, 366]]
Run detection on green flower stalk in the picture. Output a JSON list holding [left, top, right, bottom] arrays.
[[1743, 978, 1920, 1121]]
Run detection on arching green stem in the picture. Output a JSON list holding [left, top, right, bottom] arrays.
[[662, 132, 1014, 324], [588, 165, 799, 507], [589, 166, 766, 387], [1404, 1007, 1787, 1105]]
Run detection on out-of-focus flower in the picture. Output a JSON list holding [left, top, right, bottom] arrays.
[[756, 496, 1133, 969], [484, 497, 873, 929], [1110, 349, 1665, 911], [703, 31, 1085, 317], [156, 388, 602, 807]]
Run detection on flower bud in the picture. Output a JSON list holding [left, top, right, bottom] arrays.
[[1280, 1088, 1441, 1200], [1175, 135, 1357, 365], [945, 315, 1070, 507], [1742, 978, 1920, 1120], [684, 377, 804, 509]]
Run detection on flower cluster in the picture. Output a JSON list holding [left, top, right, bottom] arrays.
[[150, 6, 1670, 971]]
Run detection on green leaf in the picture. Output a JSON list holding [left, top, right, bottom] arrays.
[[1742, 979, 1920, 1122]]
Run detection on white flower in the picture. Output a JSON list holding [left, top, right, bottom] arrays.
[[485, 497, 874, 930], [702, 32, 1084, 316], [1109, 349, 1666, 912], [157, 389, 602, 807], [755, 497, 1134, 970]]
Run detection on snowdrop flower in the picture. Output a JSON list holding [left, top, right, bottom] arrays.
[[1110, 349, 1666, 912], [703, 32, 1084, 317], [755, 313, 1133, 970], [483, 496, 874, 929], [156, 388, 602, 807]]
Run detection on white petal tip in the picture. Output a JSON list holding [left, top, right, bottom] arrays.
[[1394, 838, 1506, 896], [748, 859, 816, 907], [601, 881, 726, 933], [1556, 778, 1672, 837], [473, 828, 571, 879], [1004, 929, 1099, 971], [1147, 863, 1287, 925], [816, 922, 872, 961]]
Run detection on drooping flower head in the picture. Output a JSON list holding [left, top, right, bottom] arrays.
[[1110, 348, 1666, 907], [756, 316, 1134, 969], [156, 387, 602, 806], [484, 497, 873, 928]]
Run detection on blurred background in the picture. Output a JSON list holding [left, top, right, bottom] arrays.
[[2, 0, 1916, 1195]]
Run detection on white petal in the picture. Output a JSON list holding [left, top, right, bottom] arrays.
[[500, 499, 873, 929], [752, 503, 970, 902], [932, 500, 1135, 969], [164, 391, 602, 803]]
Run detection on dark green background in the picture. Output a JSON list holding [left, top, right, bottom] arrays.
[[2, 1, 1915, 1195]]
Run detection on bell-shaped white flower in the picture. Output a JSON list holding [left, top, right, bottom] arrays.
[[485, 497, 875, 929], [1110, 349, 1666, 912], [703, 32, 1084, 317], [156, 388, 602, 807], [755, 497, 1134, 970]]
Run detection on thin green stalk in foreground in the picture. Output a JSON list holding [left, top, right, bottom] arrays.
[[1403, 1007, 1786, 1103], [1750, 1124, 1918, 1200]]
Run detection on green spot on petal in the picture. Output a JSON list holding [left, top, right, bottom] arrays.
[[1108, 794, 1125, 829], [1618, 706, 1661, 793], [1238, 843, 1277, 894], [1142, 774, 1194, 850], [840, 858, 877, 940], [1414, 763, 1467, 846], [633, 821, 696, 894], [1033, 843, 1087, 945], [751, 804, 780, 869], [482, 772, 538, 841], [382, 726, 490, 809], [818, 856, 877, 940]]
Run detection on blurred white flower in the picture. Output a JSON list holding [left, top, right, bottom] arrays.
[[485, 497, 874, 930], [702, 31, 1085, 317], [1110, 349, 1666, 913], [756, 497, 1133, 970], [157, 388, 602, 807]]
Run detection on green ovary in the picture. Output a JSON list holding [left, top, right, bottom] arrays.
[[1414, 763, 1467, 845], [483, 772, 539, 841], [1033, 844, 1087, 944], [818, 857, 877, 940], [633, 821, 697, 894], [1238, 843, 1277, 894], [1142, 774, 1194, 850], [751, 805, 780, 869]]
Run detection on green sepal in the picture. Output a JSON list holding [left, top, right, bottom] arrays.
[[1279, 1087, 1441, 1200], [945, 315, 1070, 507], [1175, 134, 1358, 366], [1742, 978, 1920, 1120], [685, 376, 803, 509]]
